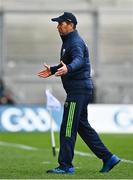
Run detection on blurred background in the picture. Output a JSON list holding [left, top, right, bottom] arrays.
[[0, 0, 132, 105], [0, 2, 133, 178]]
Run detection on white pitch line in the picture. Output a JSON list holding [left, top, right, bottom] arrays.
[[74, 150, 95, 157], [0, 141, 133, 165], [58, 148, 133, 165], [121, 159, 133, 164], [74, 150, 133, 165], [0, 141, 38, 151]]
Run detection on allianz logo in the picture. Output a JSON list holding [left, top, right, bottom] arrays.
[[0, 107, 59, 132]]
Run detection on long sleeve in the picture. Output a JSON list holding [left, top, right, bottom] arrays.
[[67, 44, 84, 73]]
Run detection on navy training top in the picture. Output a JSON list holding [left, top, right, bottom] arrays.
[[50, 30, 93, 94]]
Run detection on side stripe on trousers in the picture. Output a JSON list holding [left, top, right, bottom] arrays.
[[65, 102, 76, 137]]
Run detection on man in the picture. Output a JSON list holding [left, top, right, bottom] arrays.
[[0, 78, 15, 104], [38, 12, 120, 174]]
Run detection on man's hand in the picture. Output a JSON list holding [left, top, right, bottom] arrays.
[[55, 61, 68, 76], [37, 64, 52, 78]]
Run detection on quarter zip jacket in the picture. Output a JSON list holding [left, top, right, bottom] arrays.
[[50, 30, 93, 94]]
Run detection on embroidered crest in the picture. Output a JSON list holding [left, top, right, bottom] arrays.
[[64, 101, 68, 108], [62, 49, 66, 56]]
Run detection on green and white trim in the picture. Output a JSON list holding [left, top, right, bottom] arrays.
[[65, 102, 76, 137]]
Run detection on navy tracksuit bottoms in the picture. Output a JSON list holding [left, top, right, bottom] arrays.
[[58, 92, 112, 168]]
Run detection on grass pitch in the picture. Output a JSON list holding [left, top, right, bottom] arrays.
[[0, 132, 133, 179]]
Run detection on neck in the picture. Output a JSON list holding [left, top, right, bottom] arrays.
[[60, 29, 77, 42], [60, 29, 74, 36]]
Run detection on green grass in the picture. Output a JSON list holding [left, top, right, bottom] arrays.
[[0, 132, 133, 179]]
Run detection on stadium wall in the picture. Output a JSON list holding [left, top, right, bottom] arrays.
[[0, 0, 132, 104]]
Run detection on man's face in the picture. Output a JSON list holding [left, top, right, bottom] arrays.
[[57, 21, 74, 36]]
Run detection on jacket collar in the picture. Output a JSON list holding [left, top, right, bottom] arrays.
[[60, 30, 78, 42]]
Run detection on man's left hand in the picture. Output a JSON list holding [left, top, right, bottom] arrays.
[[55, 61, 68, 76]]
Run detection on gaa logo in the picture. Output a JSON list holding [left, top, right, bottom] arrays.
[[0, 107, 59, 132], [114, 108, 133, 128]]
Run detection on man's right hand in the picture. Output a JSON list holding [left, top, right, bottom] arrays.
[[37, 64, 52, 78]]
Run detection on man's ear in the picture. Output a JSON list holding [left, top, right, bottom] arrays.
[[70, 22, 74, 29]]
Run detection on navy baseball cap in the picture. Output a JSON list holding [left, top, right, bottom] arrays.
[[51, 12, 77, 25]]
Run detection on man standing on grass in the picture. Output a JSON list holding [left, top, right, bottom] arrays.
[[38, 12, 120, 174]]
